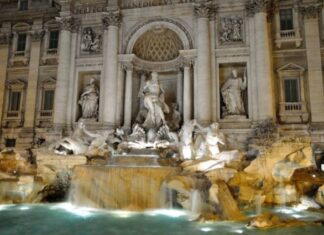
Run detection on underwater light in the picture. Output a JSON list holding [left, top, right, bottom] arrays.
[[200, 227, 213, 232], [146, 209, 188, 218], [51, 203, 96, 217], [19, 206, 30, 211], [234, 229, 244, 234], [0, 205, 13, 211], [110, 210, 137, 218]]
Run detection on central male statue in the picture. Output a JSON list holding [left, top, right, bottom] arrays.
[[141, 72, 169, 129]]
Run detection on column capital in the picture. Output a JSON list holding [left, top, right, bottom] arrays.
[[29, 30, 45, 42], [194, 1, 216, 19], [56, 16, 79, 31], [246, 0, 272, 17], [121, 61, 133, 71], [179, 56, 193, 68], [299, 3, 322, 19], [102, 10, 121, 28], [0, 33, 11, 45]]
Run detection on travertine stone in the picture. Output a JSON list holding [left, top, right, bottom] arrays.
[[0, 43, 9, 125], [123, 64, 133, 128], [53, 16, 72, 126], [253, 11, 274, 120], [24, 22, 43, 128], [102, 10, 121, 126], [195, 4, 212, 124], [303, 10, 324, 123]]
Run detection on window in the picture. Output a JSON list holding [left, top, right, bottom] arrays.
[[49, 31, 59, 49], [19, 0, 28, 11], [280, 9, 293, 31], [284, 78, 299, 103], [8, 91, 21, 111], [5, 139, 16, 148], [42, 90, 54, 111], [17, 34, 27, 52]]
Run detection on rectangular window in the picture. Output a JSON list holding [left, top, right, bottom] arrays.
[[280, 9, 293, 31], [5, 139, 16, 148], [42, 90, 54, 111], [8, 91, 21, 111], [284, 78, 299, 103], [19, 0, 28, 11], [17, 34, 27, 52], [49, 31, 59, 49]]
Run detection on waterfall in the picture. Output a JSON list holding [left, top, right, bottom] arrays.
[[190, 189, 203, 214]]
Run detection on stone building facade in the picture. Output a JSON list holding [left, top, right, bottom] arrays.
[[0, 0, 324, 152]]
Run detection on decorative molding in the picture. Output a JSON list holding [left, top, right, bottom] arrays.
[[102, 10, 121, 28], [125, 18, 193, 53], [246, 0, 271, 17], [178, 56, 193, 67], [0, 33, 11, 45], [299, 4, 322, 19], [56, 16, 79, 31], [30, 30, 45, 42], [194, 1, 215, 19], [121, 0, 194, 9]]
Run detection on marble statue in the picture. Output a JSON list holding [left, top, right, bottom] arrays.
[[221, 68, 247, 117], [167, 103, 182, 131], [179, 119, 204, 160], [195, 122, 226, 159], [78, 78, 99, 120], [81, 27, 102, 53], [220, 16, 243, 43], [50, 121, 90, 155], [140, 72, 170, 129]]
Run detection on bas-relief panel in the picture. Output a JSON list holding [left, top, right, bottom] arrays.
[[218, 13, 245, 46], [80, 27, 102, 55]]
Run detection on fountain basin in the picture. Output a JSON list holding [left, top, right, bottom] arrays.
[[71, 165, 180, 210]]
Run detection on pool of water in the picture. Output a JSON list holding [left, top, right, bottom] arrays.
[[0, 203, 323, 235]]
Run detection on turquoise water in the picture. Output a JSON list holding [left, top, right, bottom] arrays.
[[0, 204, 323, 235]]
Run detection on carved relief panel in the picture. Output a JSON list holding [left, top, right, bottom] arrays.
[[80, 27, 102, 55], [218, 14, 245, 45]]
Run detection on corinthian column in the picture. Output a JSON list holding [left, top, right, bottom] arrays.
[[53, 16, 74, 128], [300, 4, 324, 123], [24, 25, 44, 128], [102, 10, 121, 127], [247, 0, 274, 120], [0, 24, 11, 126], [194, 2, 213, 125], [123, 63, 133, 128]]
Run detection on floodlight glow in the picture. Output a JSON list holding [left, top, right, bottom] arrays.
[[0, 205, 13, 211], [200, 227, 213, 232], [146, 209, 188, 218], [110, 210, 137, 218], [51, 203, 96, 217], [19, 206, 30, 211]]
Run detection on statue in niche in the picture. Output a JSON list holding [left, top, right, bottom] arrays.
[[220, 16, 243, 43], [81, 27, 102, 53], [221, 68, 247, 118], [78, 78, 99, 120], [140, 72, 170, 130]]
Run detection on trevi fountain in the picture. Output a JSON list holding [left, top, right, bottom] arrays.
[[1, 0, 324, 234]]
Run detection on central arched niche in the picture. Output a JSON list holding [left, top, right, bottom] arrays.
[[132, 27, 184, 62]]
